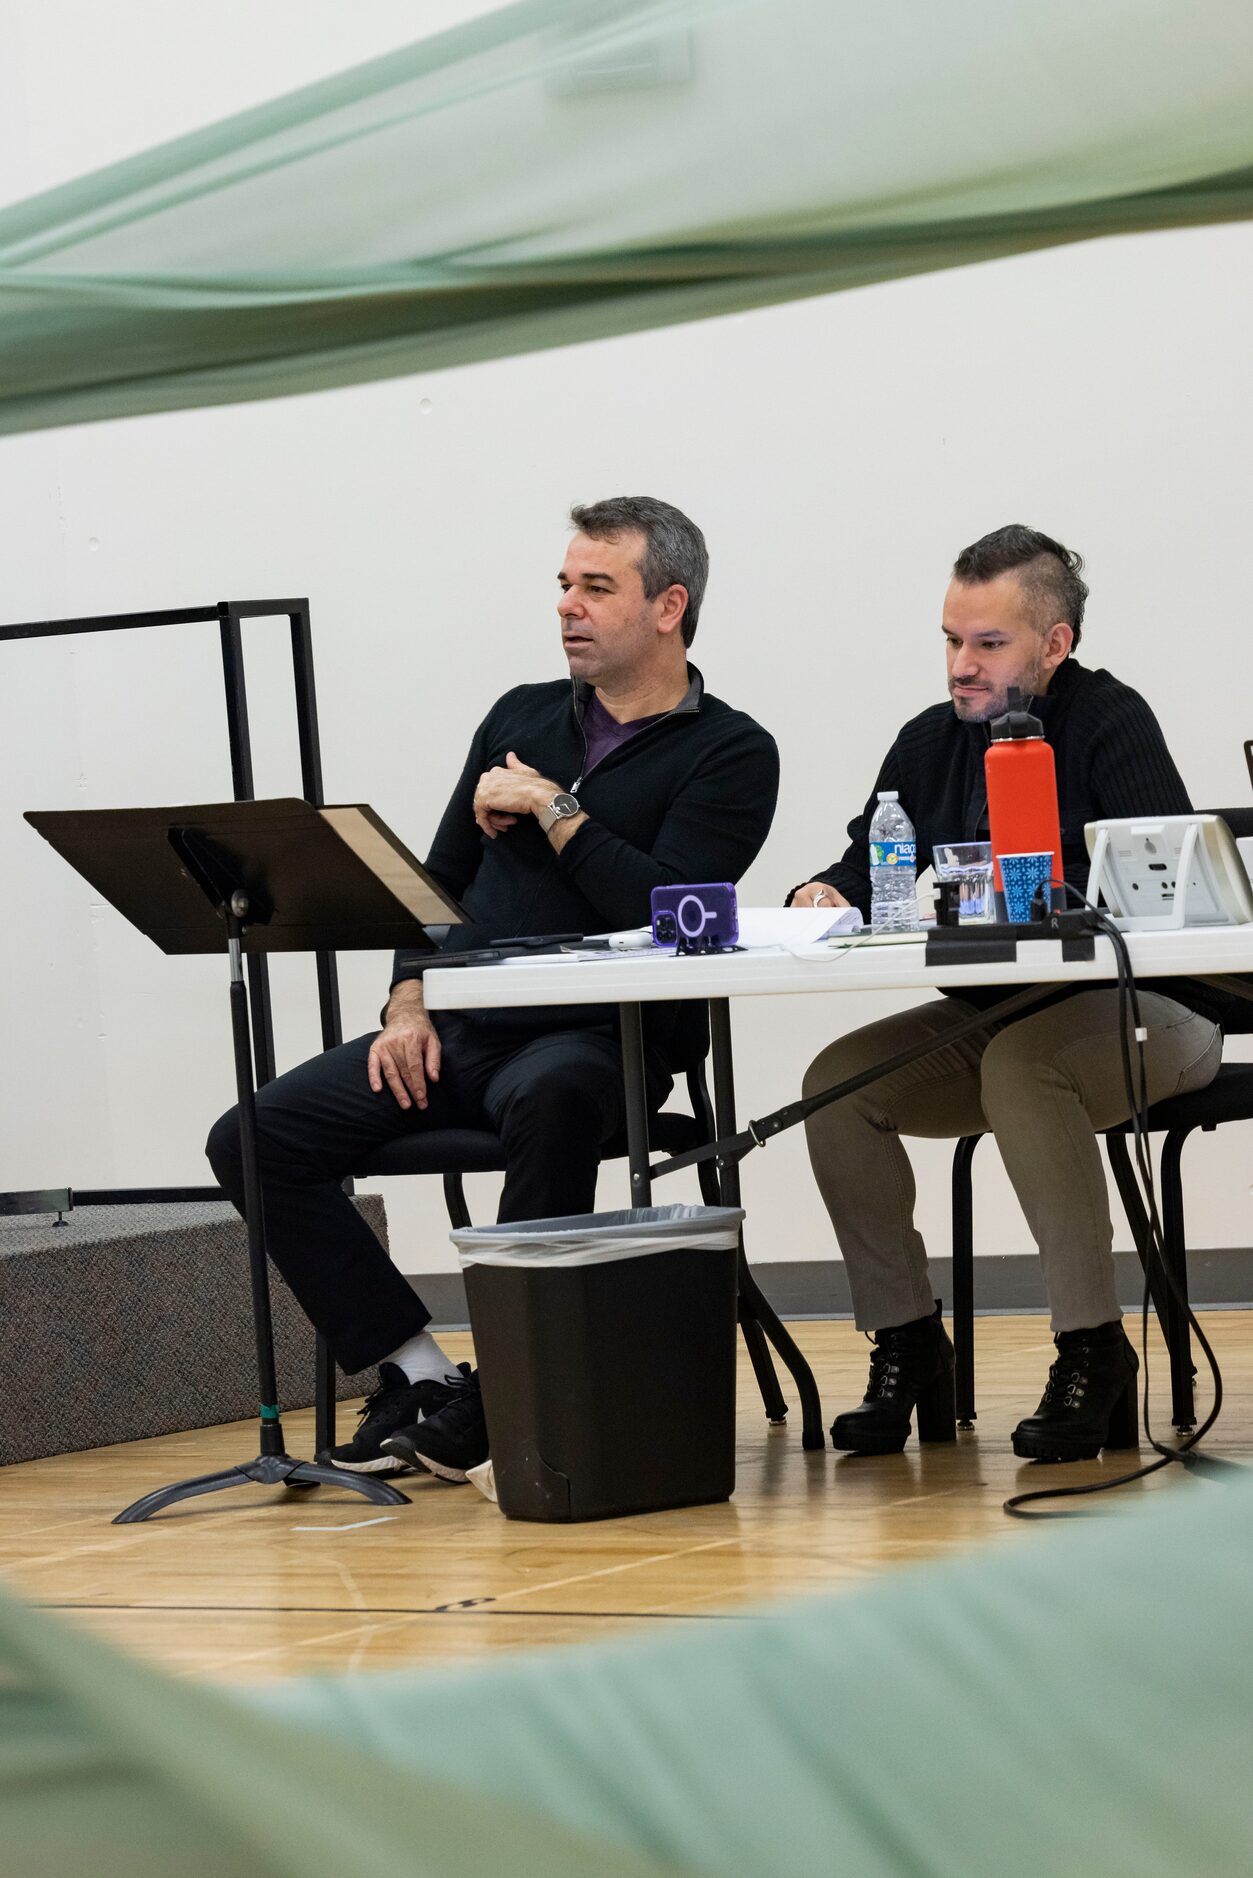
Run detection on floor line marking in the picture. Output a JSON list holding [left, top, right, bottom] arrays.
[[34, 1600, 740, 1621], [291, 1517, 399, 1532], [189, 1612, 423, 1678], [489, 1534, 742, 1605]]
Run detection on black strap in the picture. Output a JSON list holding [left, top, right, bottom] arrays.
[[1196, 973, 1253, 1007], [650, 981, 1058, 1180]]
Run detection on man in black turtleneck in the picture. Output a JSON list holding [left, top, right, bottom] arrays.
[[792, 525, 1229, 1466]]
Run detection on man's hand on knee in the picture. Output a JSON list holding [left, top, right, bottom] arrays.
[[369, 983, 442, 1110]]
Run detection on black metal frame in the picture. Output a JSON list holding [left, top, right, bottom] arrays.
[[2, 600, 345, 1438], [3, 597, 346, 1078]]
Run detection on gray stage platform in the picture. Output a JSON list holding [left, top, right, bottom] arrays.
[[0, 1200, 384, 1466]]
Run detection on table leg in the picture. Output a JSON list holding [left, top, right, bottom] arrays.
[[619, 1002, 652, 1207], [1106, 1131, 1194, 1432], [1159, 1129, 1197, 1432], [951, 1135, 980, 1428], [708, 999, 825, 1451], [315, 1334, 336, 1455], [739, 1300, 789, 1426]]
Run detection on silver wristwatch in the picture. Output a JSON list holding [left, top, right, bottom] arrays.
[[537, 790, 580, 834]]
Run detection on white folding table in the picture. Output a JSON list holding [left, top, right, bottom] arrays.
[[424, 927, 1253, 1449]]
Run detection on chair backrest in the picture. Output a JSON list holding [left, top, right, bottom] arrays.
[[683, 1060, 716, 1147], [1209, 806, 1253, 840], [1201, 812, 1253, 1034], [667, 1001, 711, 1076]]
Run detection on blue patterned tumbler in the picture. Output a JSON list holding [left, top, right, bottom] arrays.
[[999, 851, 1054, 923]]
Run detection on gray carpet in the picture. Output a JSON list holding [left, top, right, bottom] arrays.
[[0, 1200, 385, 1465]]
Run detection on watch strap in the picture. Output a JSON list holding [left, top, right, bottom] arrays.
[[538, 793, 579, 834]]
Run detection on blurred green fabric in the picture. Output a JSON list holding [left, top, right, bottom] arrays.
[[256, 1470, 1253, 1876], [2, 0, 1252, 436], [4, 1469, 1253, 1875], [0, 1573, 688, 1878]]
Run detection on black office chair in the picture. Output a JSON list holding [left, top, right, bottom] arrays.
[[951, 807, 1253, 1434], [312, 1051, 797, 1452], [358, 1060, 722, 1227]]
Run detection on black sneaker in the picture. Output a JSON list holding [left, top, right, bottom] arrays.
[[319, 1361, 470, 1474], [380, 1371, 488, 1483]]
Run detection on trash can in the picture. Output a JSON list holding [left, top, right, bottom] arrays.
[[455, 1203, 744, 1523]]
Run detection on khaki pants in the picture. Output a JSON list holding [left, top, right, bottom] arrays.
[[803, 990, 1222, 1333]]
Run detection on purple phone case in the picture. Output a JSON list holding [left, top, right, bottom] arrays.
[[650, 882, 739, 950]]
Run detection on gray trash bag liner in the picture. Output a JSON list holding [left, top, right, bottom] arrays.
[[453, 1203, 745, 1269]]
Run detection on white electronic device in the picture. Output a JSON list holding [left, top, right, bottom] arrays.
[[1084, 814, 1253, 931]]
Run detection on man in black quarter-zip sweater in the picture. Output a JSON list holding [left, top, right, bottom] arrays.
[[207, 497, 778, 1480], [791, 525, 1236, 1467]]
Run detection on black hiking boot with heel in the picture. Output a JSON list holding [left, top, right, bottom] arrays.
[[830, 1303, 957, 1455], [1012, 1320, 1139, 1462]]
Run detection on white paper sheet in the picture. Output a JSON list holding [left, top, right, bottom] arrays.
[[735, 906, 863, 947]]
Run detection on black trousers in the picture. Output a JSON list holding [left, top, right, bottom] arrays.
[[206, 1015, 668, 1374]]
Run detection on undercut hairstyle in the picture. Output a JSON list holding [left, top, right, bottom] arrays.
[[952, 523, 1089, 648], [570, 496, 709, 646]]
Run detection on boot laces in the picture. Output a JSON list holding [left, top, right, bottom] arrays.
[[865, 1343, 904, 1402], [1041, 1346, 1095, 1410]]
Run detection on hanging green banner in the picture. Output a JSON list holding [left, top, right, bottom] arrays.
[[2, 0, 1252, 435]]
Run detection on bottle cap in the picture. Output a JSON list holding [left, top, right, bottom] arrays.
[[989, 686, 1044, 742], [877, 790, 899, 802]]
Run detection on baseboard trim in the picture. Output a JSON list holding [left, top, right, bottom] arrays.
[[410, 1247, 1253, 1329]]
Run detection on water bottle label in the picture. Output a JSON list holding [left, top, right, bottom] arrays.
[[870, 840, 916, 869]]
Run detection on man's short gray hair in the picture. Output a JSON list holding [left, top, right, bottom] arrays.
[[569, 496, 709, 646]]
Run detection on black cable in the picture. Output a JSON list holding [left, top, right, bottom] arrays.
[[1004, 880, 1232, 1518]]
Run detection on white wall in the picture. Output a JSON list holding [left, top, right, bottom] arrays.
[[3, 2, 1251, 1282]]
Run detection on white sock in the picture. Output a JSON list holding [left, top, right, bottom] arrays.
[[382, 1331, 461, 1387]]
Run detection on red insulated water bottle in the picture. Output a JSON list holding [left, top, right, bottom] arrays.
[[985, 688, 1063, 907]]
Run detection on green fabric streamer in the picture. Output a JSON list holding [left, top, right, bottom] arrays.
[[2, 0, 1252, 435]]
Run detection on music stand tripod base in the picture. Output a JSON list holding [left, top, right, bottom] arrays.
[[114, 1449, 409, 1523]]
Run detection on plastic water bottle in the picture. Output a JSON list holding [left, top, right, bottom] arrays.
[[869, 791, 920, 933]]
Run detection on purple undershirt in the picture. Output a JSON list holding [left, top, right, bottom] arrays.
[[580, 691, 665, 777]]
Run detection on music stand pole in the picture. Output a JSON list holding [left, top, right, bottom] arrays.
[[114, 882, 408, 1522]]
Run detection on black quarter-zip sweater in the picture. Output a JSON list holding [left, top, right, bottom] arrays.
[[392, 666, 780, 1068], [804, 657, 1250, 1031]]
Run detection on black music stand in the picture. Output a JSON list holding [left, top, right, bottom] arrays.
[[26, 798, 463, 1523]]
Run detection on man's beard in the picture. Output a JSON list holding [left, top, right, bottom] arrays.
[[950, 658, 1047, 723]]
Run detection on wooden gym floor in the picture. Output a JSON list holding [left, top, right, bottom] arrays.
[[3, 1314, 1251, 1685]]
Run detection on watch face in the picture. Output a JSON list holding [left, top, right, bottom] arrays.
[[552, 793, 579, 817]]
